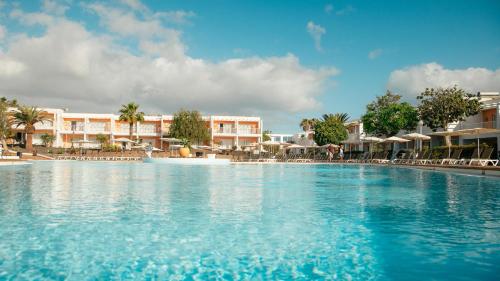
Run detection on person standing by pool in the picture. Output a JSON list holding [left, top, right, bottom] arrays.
[[327, 144, 334, 162], [339, 144, 344, 161], [0, 144, 3, 159]]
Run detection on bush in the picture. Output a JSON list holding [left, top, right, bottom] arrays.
[[102, 144, 120, 152], [428, 143, 489, 159]]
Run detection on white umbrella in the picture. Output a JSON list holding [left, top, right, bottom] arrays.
[[361, 136, 383, 159], [114, 137, 135, 143], [192, 145, 212, 150], [384, 136, 410, 158], [321, 143, 339, 148], [402, 133, 431, 140], [384, 136, 410, 143], [287, 144, 305, 148], [160, 137, 181, 142], [361, 136, 384, 142], [402, 133, 431, 152]]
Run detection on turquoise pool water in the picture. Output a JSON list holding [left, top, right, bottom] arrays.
[[0, 162, 498, 280]]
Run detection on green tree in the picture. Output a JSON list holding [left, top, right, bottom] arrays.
[[361, 91, 419, 137], [96, 134, 109, 148], [40, 133, 56, 147], [0, 97, 17, 149], [417, 86, 480, 145], [13, 106, 50, 151], [262, 130, 272, 141], [118, 102, 145, 141], [313, 115, 348, 146], [169, 109, 210, 145]]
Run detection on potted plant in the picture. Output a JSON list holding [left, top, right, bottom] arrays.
[[179, 138, 191, 157]]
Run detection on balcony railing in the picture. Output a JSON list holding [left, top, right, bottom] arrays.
[[237, 127, 260, 134], [346, 133, 363, 142], [453, 120, 498, 130], [34, 121, 54, 130], [87, 122, 111, 133], [63, 122, 85, 132], [213, 127, 236, 134], [137, 125, 161, 134]]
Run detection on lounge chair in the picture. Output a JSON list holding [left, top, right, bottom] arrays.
[[439, 149, 462, 165], [372, 151, 389, 164], [456, 148, 480, 166], [467, 148, 498, 166], [393, 152, 413, 164], [414, 151, 431, 165]]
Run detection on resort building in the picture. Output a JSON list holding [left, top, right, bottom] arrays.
[[344, 91, 500, 157], [10, 108, 262, 149], [268, 133, 293, 143]]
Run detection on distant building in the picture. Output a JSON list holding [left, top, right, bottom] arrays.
[[10, 108, 263, 149], [268, 133, 293, 143]]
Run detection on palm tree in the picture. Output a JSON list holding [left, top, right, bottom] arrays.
[[322, 113, 350, 123], [13, 106, 50, 151], [118, 102, 145, 141], [300, 118, 318, 131], [40, 133, 56, 147]]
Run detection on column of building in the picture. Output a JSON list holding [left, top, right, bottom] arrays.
[[235, 119, 239, 147]]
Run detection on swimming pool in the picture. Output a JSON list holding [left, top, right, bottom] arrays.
[[0, 162, 498, 280]]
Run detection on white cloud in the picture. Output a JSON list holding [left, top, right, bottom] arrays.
[[154, 10, 196, 25], [368, 49, 382, 60], [306, 21, 326, 52], [119, 0, 148, 13], [387, 62, 500, 100], [0, 2, 339, 122], [336, 5, 355, 16], [324, 4, 333, 14], [0, 55, 25, 76], [42, 0, 69, 16], [10, 9, 55, 26]]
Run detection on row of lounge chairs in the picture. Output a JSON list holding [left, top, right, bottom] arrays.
[[242, 147, 499, 167], [388, 147, 497, 166], [56, 155, 143, 161]]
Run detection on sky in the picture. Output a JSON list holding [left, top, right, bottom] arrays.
[[0, 0, 499, 133]]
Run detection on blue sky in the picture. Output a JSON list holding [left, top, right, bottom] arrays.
[[0, 0, 499, 133]]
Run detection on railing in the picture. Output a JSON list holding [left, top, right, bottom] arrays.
[[345, 133, 363, 143], [137, 125, 160, 134], [87, 122, 111, 133], [63, 122, 85, 131], [34, 121, 54, 130], [237, 127, 260, 134], [213, 127, 237, 134], [453, 121, 497, 130]]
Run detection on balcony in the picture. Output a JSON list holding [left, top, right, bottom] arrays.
[[87, 122, 111, 133], [237, 127, 260, 135], [345, 133, 363, 143], [213, 127, 236, 134], [137, 125, 161, 135], [34, 121, 54, 130], [454, 120, 498, 130], [63, 122, 85, 132]]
